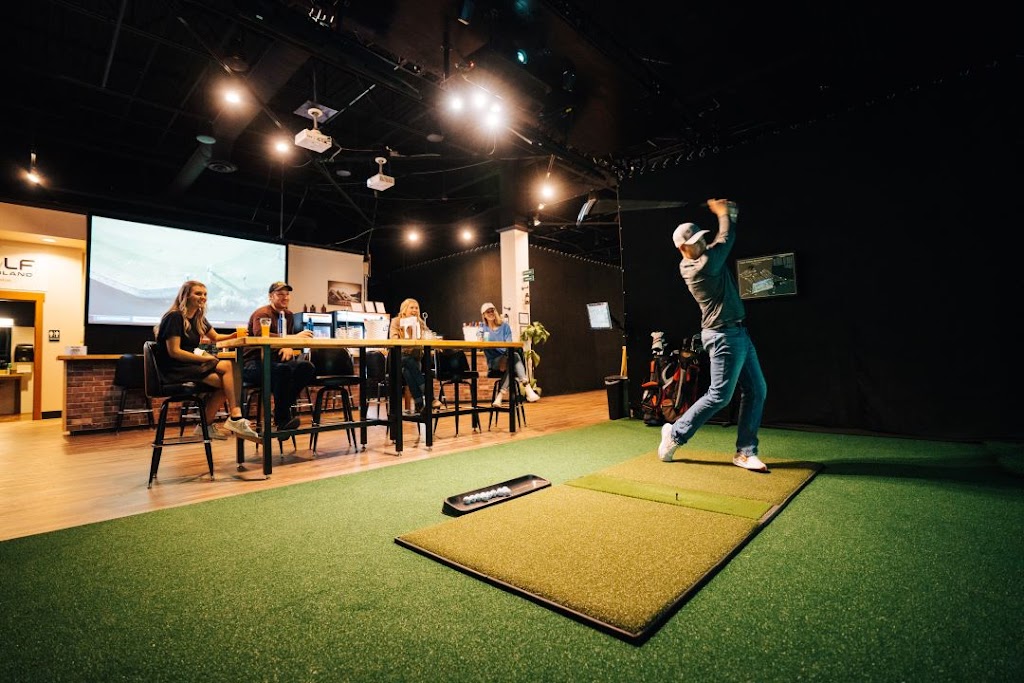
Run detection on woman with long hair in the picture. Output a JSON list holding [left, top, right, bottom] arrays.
[[155, 280, 258, 439], [387, 297, 439, 414]]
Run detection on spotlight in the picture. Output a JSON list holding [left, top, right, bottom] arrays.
[[515, 49, 528, 65], [25, 150, 41, 185], [457, 0, 474, 25]]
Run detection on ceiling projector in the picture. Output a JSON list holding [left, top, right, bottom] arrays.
[[366, 156, 395, 191], [294, 106, 332, 153], [295, 127, 332, 153]]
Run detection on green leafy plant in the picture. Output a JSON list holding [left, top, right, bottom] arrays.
[[519, 321, 550, 393]]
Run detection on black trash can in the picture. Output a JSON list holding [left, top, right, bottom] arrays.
[[604, 375, 629, 420]]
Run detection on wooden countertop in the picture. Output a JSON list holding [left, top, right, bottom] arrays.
[[217, 337, 522, 350]]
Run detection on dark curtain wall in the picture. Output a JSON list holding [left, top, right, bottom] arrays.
[[375, 243, 625, 396], [621, 65, 1018, 441], [528, 245, 625, 395], [375, 245, 503, 343]]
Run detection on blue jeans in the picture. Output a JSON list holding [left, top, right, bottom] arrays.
[[669, 326, 767, 455], [400, 354, 425, 404]]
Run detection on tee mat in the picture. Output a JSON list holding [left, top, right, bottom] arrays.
[[396, 451, 821, 643]]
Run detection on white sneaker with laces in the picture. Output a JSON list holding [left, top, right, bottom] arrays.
[[193, 423, 228, 440], [733, 453, 769, 472], [658, 423, 679, 462], [223, 417, 259, 439]]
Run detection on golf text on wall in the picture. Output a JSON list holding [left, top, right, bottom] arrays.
[[0, 249, 46, 290], [1, 258, 35, 277]]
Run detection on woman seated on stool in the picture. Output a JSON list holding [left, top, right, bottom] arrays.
[[388, 298, 441, 414], [480, 302, 540, 407], [155, 280, 259, 440]]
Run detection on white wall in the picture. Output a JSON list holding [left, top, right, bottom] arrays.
[[0, 202, 87, 416], [287, 245, 366, 313]]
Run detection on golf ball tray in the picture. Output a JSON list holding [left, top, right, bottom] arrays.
[[442, 474, 551, 516]]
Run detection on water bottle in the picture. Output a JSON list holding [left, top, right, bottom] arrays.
[[278, 311, 286, 335], [305, 317, 314, 335]]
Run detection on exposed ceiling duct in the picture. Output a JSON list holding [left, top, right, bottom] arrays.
[[167, 39, 310, 195]]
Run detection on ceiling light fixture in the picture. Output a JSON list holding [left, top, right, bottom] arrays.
[[25, 150, 41, 185], [196, 121, 217, 145], [457, 0, 474, 25]]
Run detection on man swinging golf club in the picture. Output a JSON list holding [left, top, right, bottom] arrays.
[[658, 198, 769, 472]]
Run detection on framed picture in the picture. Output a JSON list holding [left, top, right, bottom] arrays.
[[736, 252, 797, 300], [327, 281, 363, 309]]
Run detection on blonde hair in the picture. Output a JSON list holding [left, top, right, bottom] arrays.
[[397, 298, 420, 318], [164, 280, 208, 336]]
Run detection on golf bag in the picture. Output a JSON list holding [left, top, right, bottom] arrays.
[[640, 332, 702, 426]]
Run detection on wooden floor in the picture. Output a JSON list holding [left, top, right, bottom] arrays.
[[0, 390, 611, 542]]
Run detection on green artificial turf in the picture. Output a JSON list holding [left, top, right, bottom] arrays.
[[398, 452, 816, 639], [568, 471, 772, 518], [1, 421, 1022, 682]]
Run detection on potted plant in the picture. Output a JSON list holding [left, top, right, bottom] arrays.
[[519, 321, 550, 395]]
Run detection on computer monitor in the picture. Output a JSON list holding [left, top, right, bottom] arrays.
[[586, 302, 613, 330]]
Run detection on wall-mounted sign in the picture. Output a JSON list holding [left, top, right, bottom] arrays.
[[48, 330, 60, 342], [0, 250, 47, 289], [522, 268, 535, 282]]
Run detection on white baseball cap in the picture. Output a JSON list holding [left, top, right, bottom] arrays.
[[480, 302, 497, 316], [672, 222, 709, 248]]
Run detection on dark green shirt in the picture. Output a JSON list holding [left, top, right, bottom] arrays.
[[678, 215, 745, 330]]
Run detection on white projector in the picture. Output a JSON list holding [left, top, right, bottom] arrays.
[[366, 173, 395, 191], [294, 128, 332, 153]]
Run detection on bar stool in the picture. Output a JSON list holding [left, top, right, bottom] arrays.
[[307, 347, 360, 453], [486, 369, 527, 430], [432, 349, 479, 435], [142, 341, 215, 489], [112, 353, 154, 433], [241, 382, 296, 457]]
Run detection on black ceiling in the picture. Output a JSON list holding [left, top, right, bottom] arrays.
[[1, 1, 1013, 271]]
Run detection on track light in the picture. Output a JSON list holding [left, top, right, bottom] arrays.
[[457, 0, 474, 25]]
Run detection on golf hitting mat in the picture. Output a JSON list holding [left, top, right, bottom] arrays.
[[395, 450, 820, 643]]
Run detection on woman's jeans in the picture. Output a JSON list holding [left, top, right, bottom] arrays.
[[669, 326, 767, 455], [401, 354, 425, 403]]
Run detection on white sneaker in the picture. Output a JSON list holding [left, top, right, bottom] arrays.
[[658, 423, 679, 462], [223, 417, 259, 439], [491, 395, 504, 408], [524, 386, 540, 403], [193, 423, 228, 440], [733, 454, 769, 472]]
